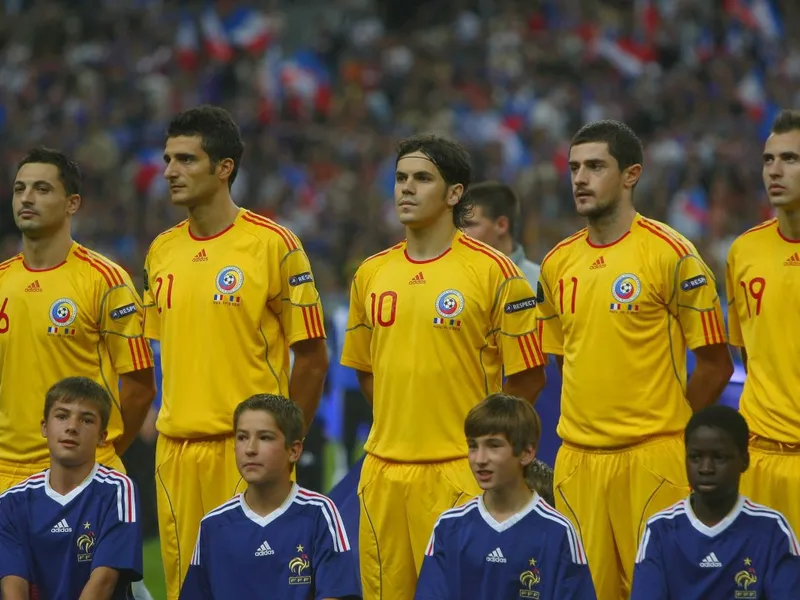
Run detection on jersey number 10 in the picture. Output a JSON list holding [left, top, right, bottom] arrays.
[[370, 291, 397, 327]]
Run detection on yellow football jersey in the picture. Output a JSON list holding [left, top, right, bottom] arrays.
[[143, 208, 325, 439], [0, 243, 152, 463], [341, 230, 545, 463], [726, 218, 800, 443], [537, 214, 726, 448]]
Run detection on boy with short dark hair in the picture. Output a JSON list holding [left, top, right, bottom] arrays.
[[415, 393, 595, 599], [180, 394, 361, 599], [631, 405, 800, 599], [0, 377, 143, 600]]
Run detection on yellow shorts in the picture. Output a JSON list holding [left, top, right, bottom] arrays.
[[0, 443, 124, 493], [155, 434, 247, 600], [358, 454, 481, 600], [740, 435, 800, 537], [554, 434, 688, 600]]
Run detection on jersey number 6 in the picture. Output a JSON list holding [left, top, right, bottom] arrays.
[[370, 291, 397, 327], [0, 298, 8, 334]]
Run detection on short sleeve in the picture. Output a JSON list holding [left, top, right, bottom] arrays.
[[142, 253, 160, 341], [340, 271, 373, 372], [725, 253, 744, 347], [414, 521, 449, 600], [553, 532, 596, 600], [493, 272, 546, 376], [0, 495, 29, 581], [99, 271, 153, 374], [311, 499, 361, 599], [92, 477, 143, 581], [179, 524, 213, 600], [766, 518, 800, 596], [630, 524, 668, 600], [536, 268, 565, 355], [270, 240, 326, 346], [670, 254, 727, 350]]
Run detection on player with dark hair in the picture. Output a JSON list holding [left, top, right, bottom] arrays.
[[536, 120, 734, 600], [180, 394, 360, 599], [462, 181, 540, 285], [726, 108, 800, 536], [0, 147, 155, 489], [415, 393, 594, 599], [144, 105, 329, 598], [342, 134, 547, 599], [0, 377, 143, 600], [631, 405, 800, 599]]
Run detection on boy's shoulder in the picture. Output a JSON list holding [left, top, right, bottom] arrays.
[[0, 471, 48, 503]]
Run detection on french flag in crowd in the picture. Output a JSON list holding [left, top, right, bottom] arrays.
[[133, 149, 164, 196], [737, 69, 768, 121], [669, 186, 709, 240], [724, 0, 782, 41], [175, 13, 200, 71], [590, 32, 653, 79], [224, 6, 273, 55], [280, 50, 333, 116], [635, 0, 660, 44], [200, 6, 234, 62]]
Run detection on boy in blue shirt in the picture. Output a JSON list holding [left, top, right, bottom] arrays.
[[180, 393, 361, 599], [415, 393, 596, 600], [0, 376, 143, 599], [632, 404, 800, 599]]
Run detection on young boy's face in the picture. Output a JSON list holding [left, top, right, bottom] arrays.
[[41, 398, 106, 468], [235, 410, 302, 486], [686, 425, 747, 502], [468, 433, 535, 492]]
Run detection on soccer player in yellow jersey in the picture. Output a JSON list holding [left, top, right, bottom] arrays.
[[537, 121, 734, 600], [143, 106, 329, 599], [726, 109, 800, 536], [0, 148, 155, 493], [342, 134, 547, 600]]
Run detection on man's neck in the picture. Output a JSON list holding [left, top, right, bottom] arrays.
[[405, 218, 457, 261], [497, 236, 514, 257], [48, 461, 95, 496], [244, 480, 294, 517], [187, 195, 240, 239], [690, 492, 739, 527], [483, 480, 534, 523], [22, 228, 73, 270], [587, 204, 637, 246], [777, 207, 800, 241]]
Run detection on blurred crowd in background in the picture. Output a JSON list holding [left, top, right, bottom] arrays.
[[2, 0, 799, 302]]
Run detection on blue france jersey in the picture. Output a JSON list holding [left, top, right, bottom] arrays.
[[415, 494, 596, 600], [180, 484, 361, 600], [632, 495, 800, 600], [0, 464, 143, 600]]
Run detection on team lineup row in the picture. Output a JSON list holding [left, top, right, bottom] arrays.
[[0, 104, 798, 600]]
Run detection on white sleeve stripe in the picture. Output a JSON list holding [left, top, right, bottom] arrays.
[[425, 530, 436, 556], [296, 489, 351, 552], [203, 496, 242, 521], [294, 497, 351, 552], [0, 476, 46, 499], [533, 503, 586, 565], [190, 528, 202, 565], [635, 527, 652, 563], [742, 504, 800, 556], [96, 468, 137, 523]]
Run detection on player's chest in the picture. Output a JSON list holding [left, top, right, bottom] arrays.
[[222, 528, 317, 586], [466, 535, 553, 594], [732, 253, 800, 322], [148, 245, 271, 313], [31, 507, 102, 565], [553, 255, 661, 326], [0, 272, 97, 342], [366, 264, 490, 333]]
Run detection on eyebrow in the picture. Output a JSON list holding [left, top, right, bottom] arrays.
[[163, 152, 198, 162], [13, 179, 54, 187], [763, 151, 800, 159]]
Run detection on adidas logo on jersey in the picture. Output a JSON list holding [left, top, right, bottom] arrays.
[[255, 541, 275, 556], [409, 272, 426, 284], [590, 256, 606, 269], [51, 519, 72, 533], [699, 552, 722, 568], [486, 547, 507, 563], [192, 249, 208, 262], [785, 252, 800, 266], [25, 280, 42, 292]]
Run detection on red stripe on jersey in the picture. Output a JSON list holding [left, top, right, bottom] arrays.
[[639, 219, 691, 256], [541, 230, 587, 269], [700, 312, 712, 345], [127, 339, 140, 370], [296, 488, 349, 551], [459, 237, 517, 276], [139, 338, 154, 367], [525, 332, 545, 365], [637, 221, 688, 257], [712, 308, 725, 344], [242, 213, 298, 250], [134, 337, 147, 369], [740, 218, 777, 238], [362, 243, 404, 266], [458, 238, 512, 278], [310, 305, 324, 338], [517, 338, 532, 368], [301, 306, 315, 338], [78, 248, 125, 286], [73, 253, 113, 287], [0, 255, 23, 272]]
